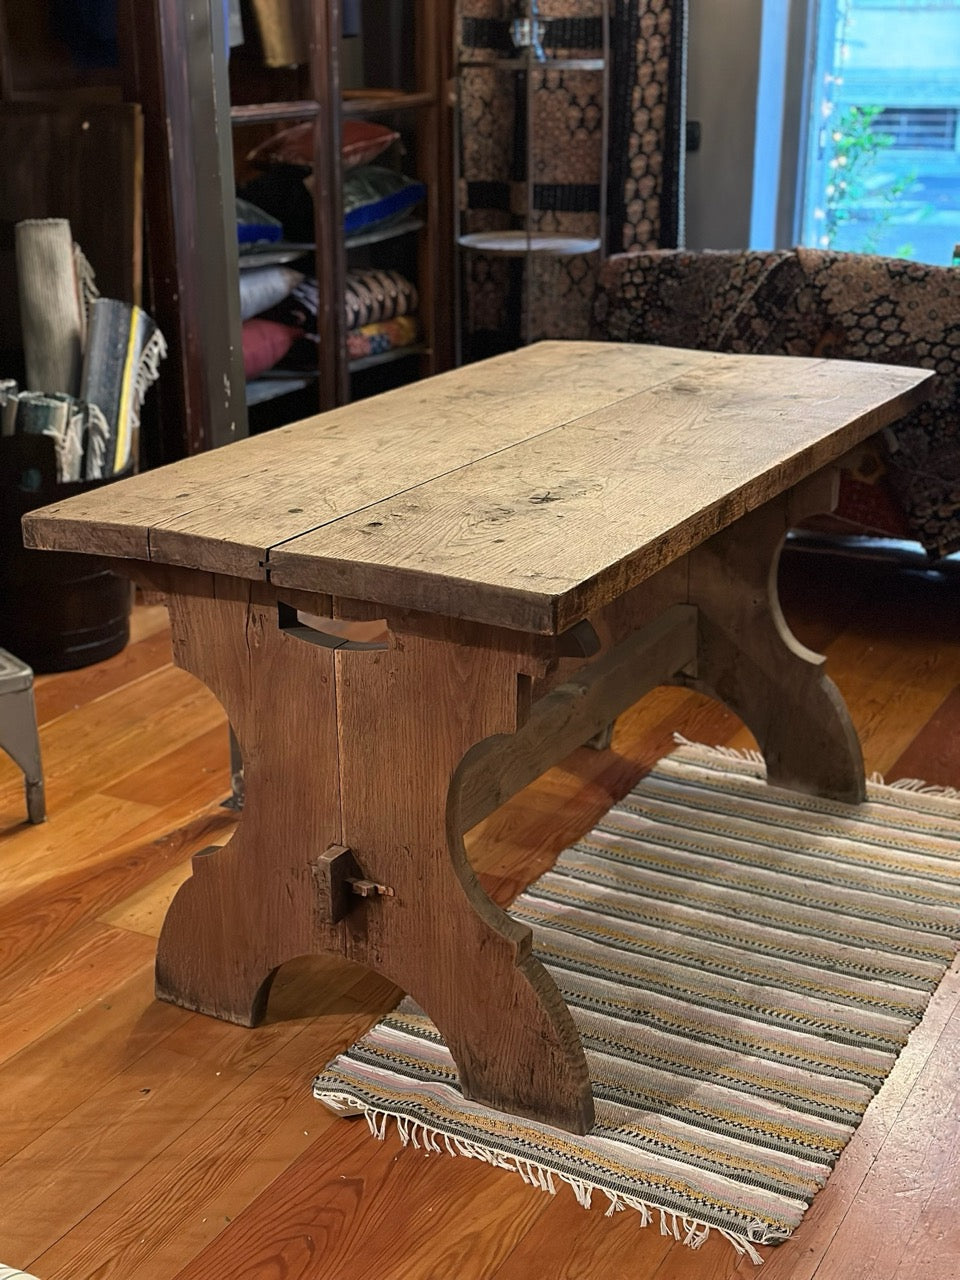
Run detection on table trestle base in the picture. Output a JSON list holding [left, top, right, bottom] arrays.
[[144, 480, 862, 1135]]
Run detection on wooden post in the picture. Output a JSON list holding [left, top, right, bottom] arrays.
[[149, 568, 594, 1134], [118, 0, 247, 460], [682, 480, 866, 804]]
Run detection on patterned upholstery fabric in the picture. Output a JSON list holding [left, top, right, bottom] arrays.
[[594, 248, 960, 557]]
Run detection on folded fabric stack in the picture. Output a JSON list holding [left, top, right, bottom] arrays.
[[7, 219, 166, 481], [346, 315, 419, 362], [238, 256, 306, 380], [253, 268, 420, 374], [344, 269, 419, 361], [238, 119, 425, 386]]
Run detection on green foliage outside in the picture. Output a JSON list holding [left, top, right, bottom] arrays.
[[820, 104, 921, 257]]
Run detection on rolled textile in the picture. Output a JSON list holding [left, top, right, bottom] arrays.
[[80, 298, 167, 477], [15, 219, 99, 396], [16, 391, 84, 483]]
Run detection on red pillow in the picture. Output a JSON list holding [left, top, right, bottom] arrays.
[[247, 120, 399, 170], [341, 120, 401, 168], [241, 319, 300, 378]]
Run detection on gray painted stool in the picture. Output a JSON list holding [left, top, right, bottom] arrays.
[[0, 648, 45, 824]]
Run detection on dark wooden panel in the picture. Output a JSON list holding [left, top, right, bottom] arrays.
[[117, 0, 247, 462], [0, 102, 142, 354]]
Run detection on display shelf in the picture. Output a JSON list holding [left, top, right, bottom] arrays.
[[341, 89, 435, 117], [454, 0, 609, 354], [457, 57, 605, 72], [234, 91, 436, 126], [345, 217, 425, 250], [228, 3, 452, 419], [246, 375, 317, 407], [457, 231, 602, 256], [349, 343, 427, 373], [231, 100, 320, 126], [238, 244, 314, 270]]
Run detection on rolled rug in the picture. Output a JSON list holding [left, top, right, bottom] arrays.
[[15, 218, 99, 396], [80, 298, 167, 477], [16, 391, 85, 483]]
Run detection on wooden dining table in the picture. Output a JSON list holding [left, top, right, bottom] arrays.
[[23, 341, 932, 1136]]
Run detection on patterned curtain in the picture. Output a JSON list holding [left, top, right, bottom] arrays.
[[457, 0, 686, 359]]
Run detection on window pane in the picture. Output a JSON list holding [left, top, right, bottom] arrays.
[[799, 0, 960, 264]]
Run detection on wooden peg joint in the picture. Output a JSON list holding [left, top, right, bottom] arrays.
[[314, 844, 393, 923], [349, 878, 396, 899]]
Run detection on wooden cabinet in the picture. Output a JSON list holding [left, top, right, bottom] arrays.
[[0, 1, 456, 458], [228, 0, 455, 427]]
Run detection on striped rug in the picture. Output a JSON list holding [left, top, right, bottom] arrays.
[[313, 741, 960, 1263]]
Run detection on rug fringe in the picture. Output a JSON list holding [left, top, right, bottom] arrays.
[[676, 735, 960, 799], [316, 1091, 770, 1265], [672, 733, 766, 767], [875, 775, 960, 799]]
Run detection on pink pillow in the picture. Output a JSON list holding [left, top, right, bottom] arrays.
[[241, 319, 300, 378]]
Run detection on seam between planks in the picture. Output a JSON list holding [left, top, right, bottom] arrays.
[[256, 355, 775, 572]]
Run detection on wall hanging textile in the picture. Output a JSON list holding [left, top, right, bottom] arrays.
[[458, 0, 686, 354]]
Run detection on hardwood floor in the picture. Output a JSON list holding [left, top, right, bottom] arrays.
[[1, 555, 960, 1280]]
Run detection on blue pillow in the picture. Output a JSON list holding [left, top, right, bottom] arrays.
[[342, 167, 426, 236]]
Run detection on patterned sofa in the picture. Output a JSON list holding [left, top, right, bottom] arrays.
[[593, 248, 960, 558]]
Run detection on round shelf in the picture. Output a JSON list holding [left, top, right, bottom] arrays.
[[458, 57, 605, 73], [457, 231, 602, 257]]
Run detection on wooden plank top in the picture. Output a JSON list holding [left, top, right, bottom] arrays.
[[24, 341, 932, 634]]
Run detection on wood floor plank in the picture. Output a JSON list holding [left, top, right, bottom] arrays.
[[32, 628, 174, 726], [128, 601, 173, 643], [168, 1104, 552, 1280], [31, 994, 383, 1280], [2, 964, 382, 1266], [0, 739, 230, 908], [0, 963, 183, 1164], [0, 922, 157, 1065], [0, 1044, 252, 1263], [887, 685, 960, 788], [0, 663, 225, 819], [0, 810, 234, 981], [3, 569, 960, 1280], [0, 792, 158, 898], [99, 858, 199, 937], [101, 722, 229, 807], [490, 1193, 677, 1280]]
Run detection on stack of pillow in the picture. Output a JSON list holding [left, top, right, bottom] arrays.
[[238, 119, 424, 381]]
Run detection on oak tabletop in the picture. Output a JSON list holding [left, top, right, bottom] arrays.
[[23, 341, 932, 634]]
